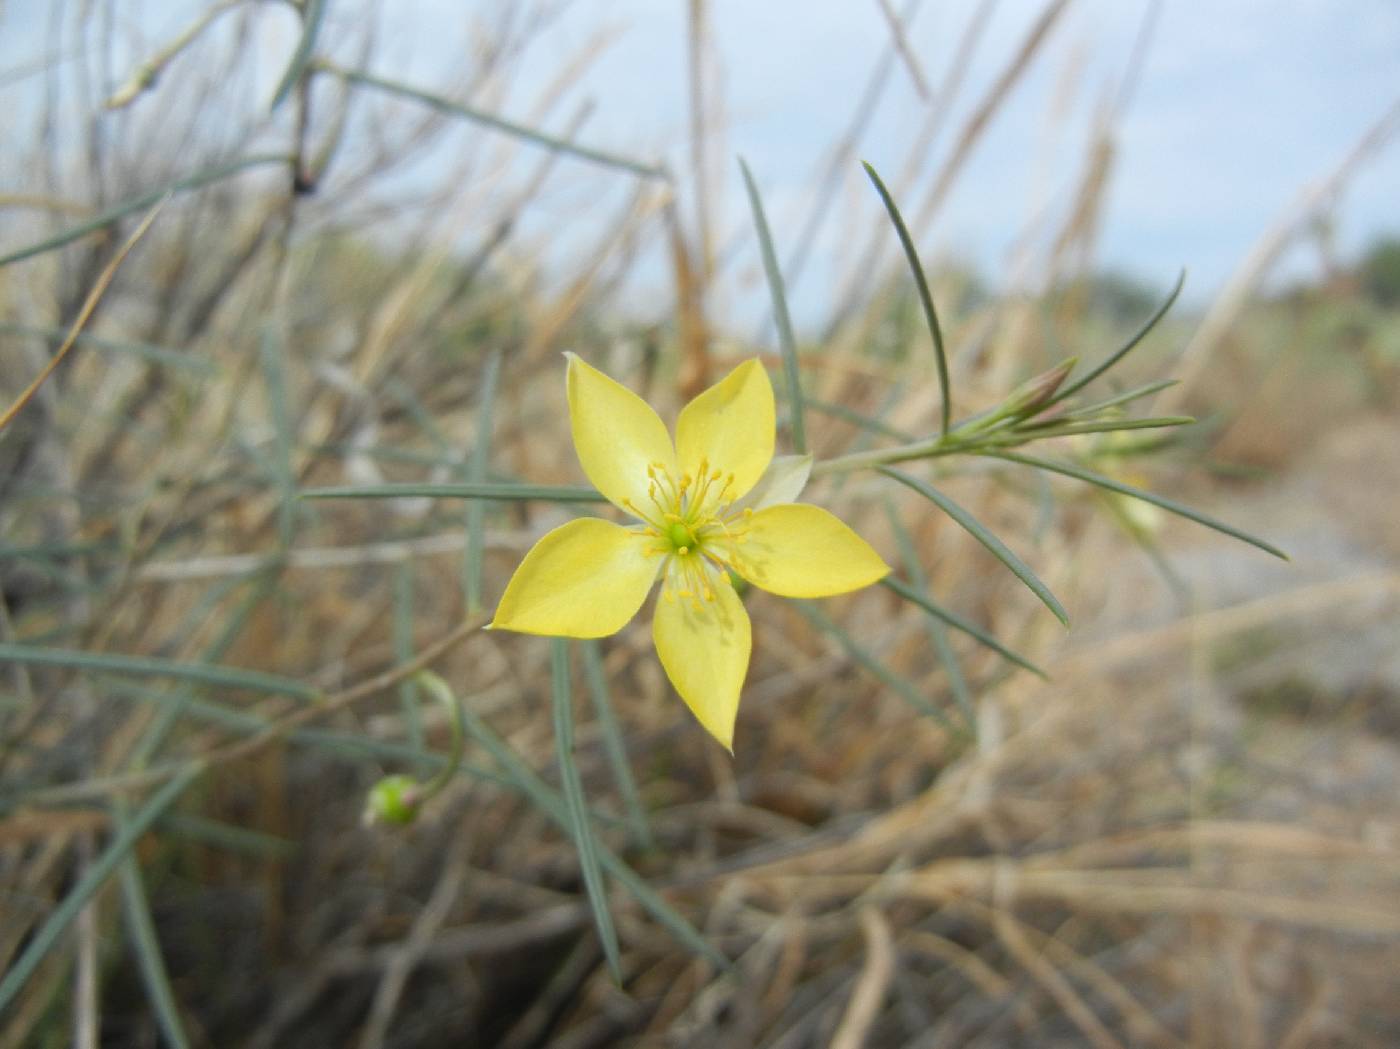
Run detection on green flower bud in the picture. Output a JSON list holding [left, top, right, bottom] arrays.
[[364, 774, 421, 827]]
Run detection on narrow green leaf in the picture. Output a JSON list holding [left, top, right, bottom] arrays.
[[1012, 416, 1195, 439], [464, 351, 501, 614], [1052, 270, 1186, 403], [0, 763, 203, 1013], [551, 640, 622, 981], [0, 323, 215, 375], [118, 808, 192, 1049], [95, 680, 508, 790], [456, 697, 727, 968], [393, 562, 424, 753], [881, 467, 1069, 625], [258, 326, 297, 549], [0, 644, 319, 700], [269, 0, 328, 111], [129, 573, 277, 768], [805, 394, 915, 442], [884, 501, 975, 733], [862, 161, 952, 434], [1058, 378, 1178, 418], [739, 158, 806, 454], [795, 601, 956, 732], [990, 450, 1288, 559], [158, 813, 294, 858], [0, 153, 288, 267], [0, 538, 113, 560], [316, 63, 666, 180], [582, 640, 652, 850], [879, 576, 1046, 677], [301, 482, 605, 503]]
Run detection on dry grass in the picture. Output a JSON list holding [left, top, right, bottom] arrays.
[[3, 2, 1400, 1046]]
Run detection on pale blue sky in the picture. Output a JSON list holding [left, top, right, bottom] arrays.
[[487, 1, 1400, 319], [3, 1, 1397, 328]]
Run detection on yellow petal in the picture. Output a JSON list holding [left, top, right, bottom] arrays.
[[675, 359, 774, 505], [651, 572, 751, 751], [734, 504, 890, 598], [491, 518, 660, 638], [566, 353, 676, 515]]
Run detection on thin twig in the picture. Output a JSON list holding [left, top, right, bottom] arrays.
[[0, 194, 167, 433]]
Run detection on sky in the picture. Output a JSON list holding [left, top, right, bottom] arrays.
[[412, 0, 1400, 321], [2, 1, 1398, 329]]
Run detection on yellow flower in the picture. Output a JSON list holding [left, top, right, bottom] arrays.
[[490, 354, 889, 750]]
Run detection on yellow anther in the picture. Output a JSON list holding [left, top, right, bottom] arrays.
[[678, 546, 689, 555]]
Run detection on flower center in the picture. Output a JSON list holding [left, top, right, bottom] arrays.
[[666, 520, 697, 553], [623, 459, 756, 608]]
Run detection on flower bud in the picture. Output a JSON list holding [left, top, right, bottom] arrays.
[[1004, 357, 1077, 416], [363, 774, 421, 827]]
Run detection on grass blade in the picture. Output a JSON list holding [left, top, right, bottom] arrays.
[[794, 602, 956, 732], [0, 323, 216, 375], [0, 644, 320, 700], [393, 562, 424, 753], [157, 813, 294, 858], [805, 394, 915, 442], [258, 326, 297, 549], [881, 466, 1069, 625], [456, 693, 727, 968], [739, 157, 806, 454], [0, 153, 287, 267], [879, 576, 1045, 677], [989, 450, 1289, 560], [118, 816, 192, 1049], [884, 500, 975, 733], [582, 640, 653, 851], [0, 763, 204, 1013], [93, 680, 508, 789], [301, 482, 605, 503], [1052, 270, 1186, 403], [862, 161, 952, 434], [269, 0, 327, 111], [316, 63, 666, 180], [464, 350, 501, 614], [129, 573, 277, 767], [551, 640, 622, 982]]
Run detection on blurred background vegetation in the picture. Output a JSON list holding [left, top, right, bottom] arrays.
[[2, 2, 1399, 1046]]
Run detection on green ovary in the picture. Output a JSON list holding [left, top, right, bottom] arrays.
[[666, 520, 698, 553]]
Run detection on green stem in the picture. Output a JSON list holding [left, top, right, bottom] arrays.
[[810, 433, 973, 477], [410, 671, 467, 801]]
